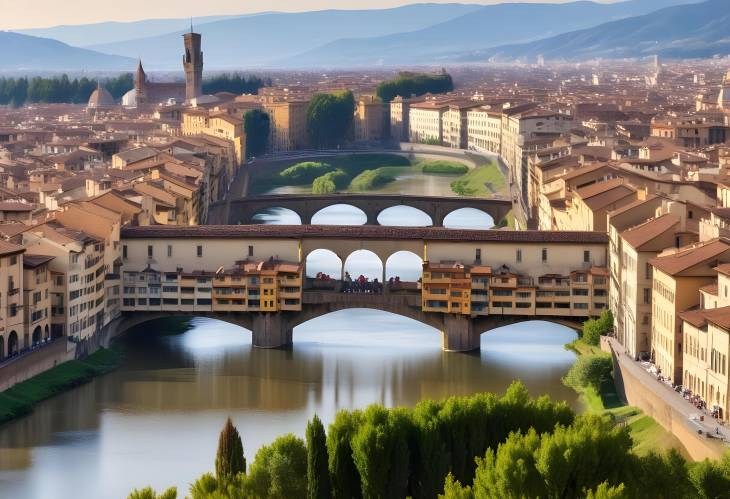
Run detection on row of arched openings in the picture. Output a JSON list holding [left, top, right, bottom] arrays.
[[253, 205, 495, 229]]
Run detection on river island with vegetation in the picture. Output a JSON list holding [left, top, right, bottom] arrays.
[[251, 153, 507, 198]]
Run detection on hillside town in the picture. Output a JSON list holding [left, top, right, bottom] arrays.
[[4, 17, 730, 495]]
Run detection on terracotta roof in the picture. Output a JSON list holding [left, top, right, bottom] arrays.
[[700, 283, 718, 295], [0, 202, 33, 212], [121, 225, 610, 244], [23, 254, 54, 268], [650, 240, 730, 276], [714, 263, 730, 277], [0, 240, 24, 256], [576, 178, 635, 211], [620, 214, 680, 251], [702, 305, 730, 331], [679, 308, 707, 329]]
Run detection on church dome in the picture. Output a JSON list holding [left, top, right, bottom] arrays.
[[122, 89, 137, 108], [87, 84, 115, 109]]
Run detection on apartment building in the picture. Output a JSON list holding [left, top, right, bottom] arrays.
[[442, 102, 481, 149], [390, 96, 425, 142], [619, 214, 687, 359], [554, 178, 636, 232], [262, 100, 309, 152], [22, 223, 107, 343], [466, 106, 502, 155], [0, 242, 25, 361], [408, 101, 450, 144], [353, 95, 386, 142], [650, 239, 730, 383], [680, 263, 730, 420], [23, 255, 53, 346]]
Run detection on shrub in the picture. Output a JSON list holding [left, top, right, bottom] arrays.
[[312, 169, 350, 194], [419, 160, 469, 175], [349, 168, 396, 191], [563, 353, 613, 392], [583, 309, 614, 345], [279, 162, 334, 184]]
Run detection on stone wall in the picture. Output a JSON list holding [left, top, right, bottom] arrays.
[[0, 340, 72, 391], [605, 336, 726, 461]]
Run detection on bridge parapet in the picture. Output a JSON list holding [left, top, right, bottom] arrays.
[[211, 194, 513, 227]]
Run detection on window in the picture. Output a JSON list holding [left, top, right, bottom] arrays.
[[583, 250, 590, 263], [122, 245, 127, 259], [516, 249, 522, 263], [147, 245, 153, 258], [248, 245, 254, 257], [197, 245, 203, 258], [9, 255, 17, 266], [475, 249, 481, 262], [167, 245, 173, 258], [644, 288, 651, 304], [542, 248, 548, 263]]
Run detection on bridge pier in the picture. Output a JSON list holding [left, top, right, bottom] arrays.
[[251, 313, 293, 349], [440, 314, 480, 352]]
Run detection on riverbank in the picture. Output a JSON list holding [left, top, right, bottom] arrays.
[[564, 336, 687, 456], [0, 347, 121, 426]]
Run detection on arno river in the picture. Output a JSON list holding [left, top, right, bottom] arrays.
[[0, 206, 581, 499]]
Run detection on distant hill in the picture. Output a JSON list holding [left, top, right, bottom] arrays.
[[282, 0, 701, 67], [16, 14, 245, 47], [454, 0, 730, 62], [0, 31, 136, 71], [84, 4, 483, 69]]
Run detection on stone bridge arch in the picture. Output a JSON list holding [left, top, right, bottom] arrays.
[[214, 195, 513, 227], [109, 306, 583, 354]]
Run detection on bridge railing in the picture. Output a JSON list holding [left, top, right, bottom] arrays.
[[304, 278, 420, 295]]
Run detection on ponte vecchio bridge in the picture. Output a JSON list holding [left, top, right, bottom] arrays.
[[116, 225, 608, 352], [208, 194, 514, 227]]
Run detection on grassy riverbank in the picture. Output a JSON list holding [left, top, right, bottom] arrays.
[[564, 335, 686, 456], [450, 161, 506, 197], [0, 347, 121, 425]]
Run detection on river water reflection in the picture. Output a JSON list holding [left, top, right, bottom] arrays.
[[0, 316, 578, 499]]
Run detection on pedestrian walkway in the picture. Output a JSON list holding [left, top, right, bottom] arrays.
[[609, 337, 730, 447]]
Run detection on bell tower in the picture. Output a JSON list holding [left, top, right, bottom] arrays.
[[183, 23, 203, 103]]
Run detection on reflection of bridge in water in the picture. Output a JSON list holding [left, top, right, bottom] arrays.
[[117, 225, 607, 352], [208, 194, 513, 227]]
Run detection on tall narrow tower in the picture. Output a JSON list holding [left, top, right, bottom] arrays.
[[183, 26, 203, 103]]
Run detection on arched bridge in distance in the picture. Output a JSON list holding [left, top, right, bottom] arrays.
[[207, 194, 514, 227]]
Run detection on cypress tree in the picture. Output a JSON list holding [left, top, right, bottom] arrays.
[[306, 414, 331, 499], [215, 417, 246, 483]]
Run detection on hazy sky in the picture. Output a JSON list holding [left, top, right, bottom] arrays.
[[2, 0, 621, 30]]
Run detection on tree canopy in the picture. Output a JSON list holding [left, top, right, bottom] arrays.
[[306, 91, 355, 149], [376, 71, 454, 103], [243, 109, 270, 158]]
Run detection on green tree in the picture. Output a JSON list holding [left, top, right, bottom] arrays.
[[306, 414, 331, 499], [351, 406, 412, 499], [243, 109, 270, 158], [376, 71, 454, 102], [583, 309, 614, 345], [327, 409, 363, 499], [215, 417, 246, 484], [690, 458, 730, 499], [585, 482, 628, 499], [563, 353, 613, 392], [306, 90, 355, 148], [127, 486, 177, 499], [245, 433, 307, 499]]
